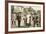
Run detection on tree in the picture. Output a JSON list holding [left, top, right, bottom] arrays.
[[11, 5, 14, 14], [37, 10, 41, 16]]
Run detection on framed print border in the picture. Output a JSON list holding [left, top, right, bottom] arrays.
[[5, 0, 45, 34]]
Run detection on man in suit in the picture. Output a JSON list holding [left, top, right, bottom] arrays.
[[16, 12, 21, 27]]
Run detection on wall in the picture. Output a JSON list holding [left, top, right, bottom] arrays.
[[0, 0, 46, 34]]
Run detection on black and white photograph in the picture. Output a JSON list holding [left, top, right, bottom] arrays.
[[11, 5, 41, 28]]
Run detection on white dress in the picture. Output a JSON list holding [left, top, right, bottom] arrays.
[[27, 14, 31, 24], [20, 16, 25, 26]]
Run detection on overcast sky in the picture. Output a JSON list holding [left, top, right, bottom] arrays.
[[31, 6, 41, 11]]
